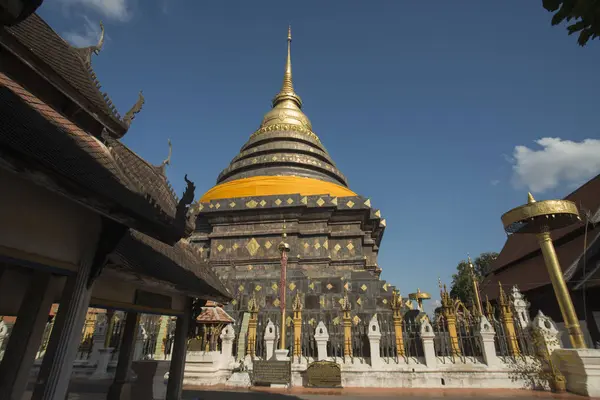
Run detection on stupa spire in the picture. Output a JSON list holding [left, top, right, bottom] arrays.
[[271, 25, 303, 109]]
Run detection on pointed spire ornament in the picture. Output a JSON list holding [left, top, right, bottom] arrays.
[[272, 25, 302, 109], [527, 192, 536, 204]]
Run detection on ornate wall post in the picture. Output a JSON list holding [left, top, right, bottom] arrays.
[[292, 292, 303, 359], [219, 324, 236, 368], [368, 314, 382, 368], [510, 285, 531, 330], [419, 317, 436, 367], [246, 293, 259, 358], [340, 289, 352, 358], [390, 290, 405, 357], [440, 284, 461, 356], [498, 282, 520, 357], [314, 322, 329, 361], [263, 320, 277, 361], [476, 315, 500, 366]]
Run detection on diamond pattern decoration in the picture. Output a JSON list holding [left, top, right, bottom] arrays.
[[333, 317, 340, 325], [346, 200, 355, 208], [382, 299, 388, 304], [301, 196, 308, 205], [209, 203, 214, 209], [286, 198, 294, 205], [198, 203, 204, 211], [316, 198, 325, 207], [229, 201, 236, 208], [264, 241, 272, 250], [288, 282, 296, 291], [260, 200, 267, 207], [331, 197, 338, 205], [338, 298, 344, 305], [246, 238, 260, 256], [232, 243, 239, 250], [246, 200, 258, 208], [238, 285, 244, 292], [356, 297, 362, 305], [272, 155, 278, 161], [361, 284, 368, 292], [308, 282, 315, 290], [364, 199, 371, 207], [275, 198, 282, 206], [255, 285, 262, 292], [314, 241, 321, 250], [286, 316, 293, 326], [271, 283, 278, 291], [217, 244, 224, 252], [231, 299, 237, 305], [326, 283, 333, 290], [334, 244, 341, 252], [353, 315, 361, 325], [273, 298, 280, 307], [323, 240, 329, 250], [215, 203, 221, 209], [346, 242, 355, 251], [303, 242, 309, 249]]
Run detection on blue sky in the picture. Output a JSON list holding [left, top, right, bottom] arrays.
[[39, 1, 600, 311]]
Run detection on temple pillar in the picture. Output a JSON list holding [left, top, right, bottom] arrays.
[[419, 318, 436, 367], [0, 271, 56, 400], [367, 314, 382, 368], [165, 300, 192, 400], [477, 316, 500, 367], [314, 321, 329, 361], [264, 319, 277, 360], [107, 312, 140, 400], [31, 221, 104, 400], [219, 324, 235, 367]]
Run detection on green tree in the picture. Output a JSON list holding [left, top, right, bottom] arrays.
[[449, 252, 498, 305], [543, 0, 600, 46]]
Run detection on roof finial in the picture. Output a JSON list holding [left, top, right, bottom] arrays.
[[527, 192, 536, 204], [272, 25, 302, 109]]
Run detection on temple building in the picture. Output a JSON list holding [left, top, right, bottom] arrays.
[[191, 28, 404, 342], [483, 174, 600, 348]]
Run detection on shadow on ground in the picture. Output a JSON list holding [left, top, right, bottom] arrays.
[[182, 390, 304, 400]]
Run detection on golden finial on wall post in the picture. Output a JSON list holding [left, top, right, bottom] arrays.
[[292, 291, 303, 358], [390, 290, 405, 357], [439, 279, 461, 356], [246, 292, 259, 358], [497, 281, 520, 357]]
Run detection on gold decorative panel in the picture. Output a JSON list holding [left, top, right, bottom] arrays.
[[353, 315, 361, 325], [314, 241, 321, 250], [286, 198, 294, 205], [217, 244, 224, 252], [238, 285, 244, 292], [255, 285, 262, 292], [271, 283, 278, 291], [344, 282, 349, 290], [303, 242, 309, 249], [364, 199, 371, 207], [215, 203, 221, 209], [273, 298, 280, 307], [264, 241, 272, 250], [301, 196, 308, 205], [245, 238, 260, 256], [275, 198, 282, 206], [346, 200, 355, 208], [246, 200, 258, 208], [316, 198, 325, 207], [326, 283, 333, 290], [323, 240, 329, 250], [331, 197, 338, 205], [259, 200, 267, 207], [356, 297, 362, 305], [229, 201, 236, 208], [346, 242, 355, 251], [309, 318, 316, 326], [286, 316, 293, 326], [333, 317, 340, 325], [288, 282, 296, 291], [375, 210, 381, 218], [308, 282, 315, 290], [382, 299, 388, 304], [334, 244, 341, 252], [232, 243, 239, 250], [361, 284, 367, 292], [231, 299, 237, 305]]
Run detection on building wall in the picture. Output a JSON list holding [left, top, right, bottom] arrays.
[[0, 168, 102, 271]]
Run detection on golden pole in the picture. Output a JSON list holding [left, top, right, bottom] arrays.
[[292, 292, 302, 358], [498, 282, 520, 357], [537, 231, 586, 348], [468, 256, 483, 317], [391, 290, 405, 357]]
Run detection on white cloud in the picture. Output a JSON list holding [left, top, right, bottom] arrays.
[[59, 0, 131, 22], [490, 179, 500, 186], [63, 16, 103, 47], [433, 300, 442, 308], [510, 137, 600, 193]]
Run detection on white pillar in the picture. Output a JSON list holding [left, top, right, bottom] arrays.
[[263, 319, 277, 361], [0, 272, 57, 400], [314, 321, 329, 361], [420, 318, 436, 367], [367, 314, 382, 368], [166, 300, 192, 400], [477, 315, 500, 366], [31, 223, 102, 400], [219, 324, 235, 367], [510, 285, 531, 329]]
